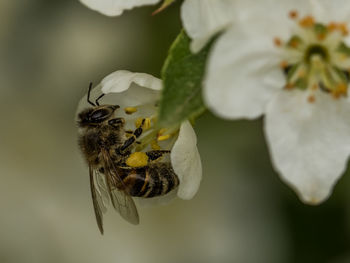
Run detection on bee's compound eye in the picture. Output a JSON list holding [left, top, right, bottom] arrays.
[[90, 109, 110, 122]]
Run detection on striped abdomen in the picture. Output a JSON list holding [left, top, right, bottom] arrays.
[[118, 163, 179, 198]]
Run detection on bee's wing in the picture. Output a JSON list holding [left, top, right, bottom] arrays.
[[94, 170, 110, 208], [101, 149, 140, 225], [89, 165, 108, 234], [108, 186, 140, 225]]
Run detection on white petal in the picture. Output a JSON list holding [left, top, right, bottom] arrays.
[[76, 70, 160, 117], [171, 121, 202, 200], [80, 0, 160, 16], [204, 25, 285, 120], [343, 35, 350, 47], [265, 89, 350, 204], [231, 0, 311, 36], [181, 0, 235, 53], [102, 70, 162, 93], [311, 0, 350, 22]]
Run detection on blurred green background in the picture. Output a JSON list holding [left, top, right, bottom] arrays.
[[1, 0, 350, 262]]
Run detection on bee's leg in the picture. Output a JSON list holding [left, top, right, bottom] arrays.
[[133, 119, 145, 138], [118, 119, 145, 152], [146, 150, 170, 161], [108, 118, 125, 128]]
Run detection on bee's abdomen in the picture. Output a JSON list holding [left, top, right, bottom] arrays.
[[120, 163, 179, 198]]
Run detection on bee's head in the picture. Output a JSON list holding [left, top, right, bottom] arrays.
[[78, 105, 119, 127], [78, 83, 121, 127]]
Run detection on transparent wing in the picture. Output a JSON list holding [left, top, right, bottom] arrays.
[[94, 169, 110, 208], [89, 165, 107, 234], [101, 149, 140, 225], [108, 187, 139, 225]]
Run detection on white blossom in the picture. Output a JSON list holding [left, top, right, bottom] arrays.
[[79, 0, 160, 16], [183, 0, 350, 204], [77, 70, 202, 199]]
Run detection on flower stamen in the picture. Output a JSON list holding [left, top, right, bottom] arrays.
[[274, 37, 283, 47], [307, 95, 316, 103], [299, 16, 315, 28], [276, 11, 350, 100], [124, 106, 138, 114], [288, 10, 298, 20]]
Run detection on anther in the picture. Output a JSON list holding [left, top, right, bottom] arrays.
[[157, 134, 171, 141], [135, 118, 143, 128], [332, 83, 347, 98], [274, 37, 283, 47], [284, 83, 294, 90], [339, 23, 348, 36], [299, 16, 315, 28], [279, 61, 288, 69], [289, 10, 298, 20], [135, 117, 151, 130], [124, 107, 138, 114], [328, 22, 337, 32], [317, 33, 326, 41], [290, 39, 300, 48], [143, 118, 151, 130], [307, 95, 316, 103], [327, 22, 348, 35]]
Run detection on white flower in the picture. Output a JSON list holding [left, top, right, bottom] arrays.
[[181, 0, 236, 52], [79, 0, 160, 16], [77, 70, 202, 199], [183, 0, 350, 204]]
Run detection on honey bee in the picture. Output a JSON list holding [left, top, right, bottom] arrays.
[[77, 83, 179, 234]]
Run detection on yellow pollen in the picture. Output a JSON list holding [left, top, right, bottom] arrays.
[[274, 37, 283, 47], [328, 22, 349, 36], [157, 134, 171, 141], [299, 16, 315, 28], [135, 118, 143, 128], [311, 84, 318, 90], [124, 107, 137, 114], [290, 39, 300, 48], [289, 10, 298, 19], [328, 22, 338, 32], [317, 33, 326, 41], [284, 83, 294, 90], [279, 60, 288, 69], [339, 23, 349, 36], [307, 95, 316, 103], [332, 83, 347, 98], [126, 152, 149, 167], [151, 140, 161, 150], [135, 117, 151, 130], [143, 118, 151, 130]]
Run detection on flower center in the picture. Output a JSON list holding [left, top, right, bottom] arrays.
[[275, 11, 350, 100], [123, 106, 178, 153], [304, 44, 328, 63]]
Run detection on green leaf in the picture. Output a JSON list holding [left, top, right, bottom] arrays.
[[157, 30, 212, 128]]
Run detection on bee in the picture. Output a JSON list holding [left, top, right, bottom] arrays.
[[77, 83, 179, 234]]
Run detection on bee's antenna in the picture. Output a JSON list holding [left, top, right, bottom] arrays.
[[87, 82, 96, 106], [95, 93, 105, 106]]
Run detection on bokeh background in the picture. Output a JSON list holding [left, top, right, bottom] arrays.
[[1, 1, 350, 262]]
